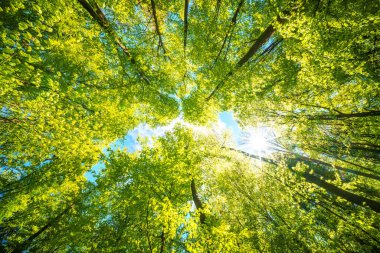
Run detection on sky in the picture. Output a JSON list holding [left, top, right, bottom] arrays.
[[85, 111, 243, 182]]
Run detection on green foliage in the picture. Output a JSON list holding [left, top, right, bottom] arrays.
[[1, 0, 379, 252]]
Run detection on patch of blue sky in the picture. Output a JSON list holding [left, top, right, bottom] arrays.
[[85, 111, 242, 182], [218, 111, 242, 142]]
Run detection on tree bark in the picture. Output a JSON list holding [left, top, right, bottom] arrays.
[[150, 0, 166, 54], [291, 155, 380, 181], [206, 18, 286, 100], [214, 0, 244, 64], [184, 0, 189, 54], [227, 147, 380, 213], [12, 206, 71, 253], [159, 231, 165, 253], [191, 179, 206, 224], [298, 170, 380, 213], [308, 110, 380, 120], [235, 24, 276, 67], [76, 0, 150, 84]]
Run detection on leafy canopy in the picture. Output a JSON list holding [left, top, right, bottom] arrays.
[[1, 0, 379, 252]]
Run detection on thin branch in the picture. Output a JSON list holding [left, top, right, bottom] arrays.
[[76, 0, 150, 85], [206, 17, 287, 101], [214, 0, 244, 64], [256, 38, 283, 62]]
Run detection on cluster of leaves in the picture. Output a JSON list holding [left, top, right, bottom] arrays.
[[2, 128, 379, 252], [1, 0, 379, 252]]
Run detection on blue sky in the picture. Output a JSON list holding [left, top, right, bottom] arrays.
[[219, 111, 242, 142], [85, 111, 242, 182]]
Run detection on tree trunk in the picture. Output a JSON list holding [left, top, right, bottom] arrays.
[[184, 0, 189, 54], [191, 179, 206, 224], [308, 110, 380, 120], [76, 0, 150, 84], [150, 0, 166, 54], [298, 170, 380, 213], [291, 155, 380, 181], [12, 206, 71, 253], [228, 147, 380, 213], [206, 17, 286, 100], [214, 0, 244, 64]]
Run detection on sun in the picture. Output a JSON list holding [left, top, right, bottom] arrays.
[[239, 127, 274, 155]]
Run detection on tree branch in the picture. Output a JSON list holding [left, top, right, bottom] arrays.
[[214, 0, 244, 64], [207, 17, 286, 101], [76, 0, 150, 84], [150, 0, 167, 55]]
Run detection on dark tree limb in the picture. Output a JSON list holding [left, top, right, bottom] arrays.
[[299, 170, 380, 213], [145, 199, 153, 253], [184, 0, 189, 54], [76, 0, 150, 84], [307, 110, 380, 120], [222, 151, 380, 246], [191, 179, 206, 224], [12, 205, 72, 253], [214, 0, 244, 64], [256, 38, 283, 62], [207, 17, 286, 101], [227, 147, 380, 213], [236, 24, 277, 67], [290, 154, 380, 181], [159, 230, 165, 253], [11, 189, 94, 252], [150, 0, 167, 55], [214, 0, 221, 22]]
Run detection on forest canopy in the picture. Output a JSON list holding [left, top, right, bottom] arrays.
[[1, 0, 379, 252]]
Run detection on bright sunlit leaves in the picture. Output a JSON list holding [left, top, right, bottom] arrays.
[[1, 0, 379, 252]]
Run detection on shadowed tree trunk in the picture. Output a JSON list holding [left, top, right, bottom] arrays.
[[150, 0, 167, 55], [307, 110, 380, 120], [12, 206, 72, 253], [214, 0, 244, 64], [76, 0, 150, 84], [289, 154, 380, 181], [191, 179, 206, 224], [184, 0, 189, 54], [207, 17, 286, 100], [228, 148, 380, 213]]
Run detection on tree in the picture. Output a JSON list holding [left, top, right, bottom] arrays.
[[1, 0, 379, 251]]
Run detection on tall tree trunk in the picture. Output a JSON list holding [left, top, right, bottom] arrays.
[[12, 206, 71, 253], [290, 154, 380, 181], [150, 0, 166, 54], [297, 170, 380, 213], [227, 148, 380, 213], [214, 0, 221, 22], [184, 0, 189, 54], [159, 230, 165, 253], [214, 0, 244, 64], [206, 17, 286, 100], [308, 110, 380, 120], [191, 179, 206, 224], [76, 0, 150, 84], [258, 165, 380, 246]]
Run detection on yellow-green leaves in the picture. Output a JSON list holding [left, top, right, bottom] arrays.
[[1, 0, 380, 251]]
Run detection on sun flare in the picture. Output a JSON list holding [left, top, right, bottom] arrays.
[[239, 127, 274, 155]]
